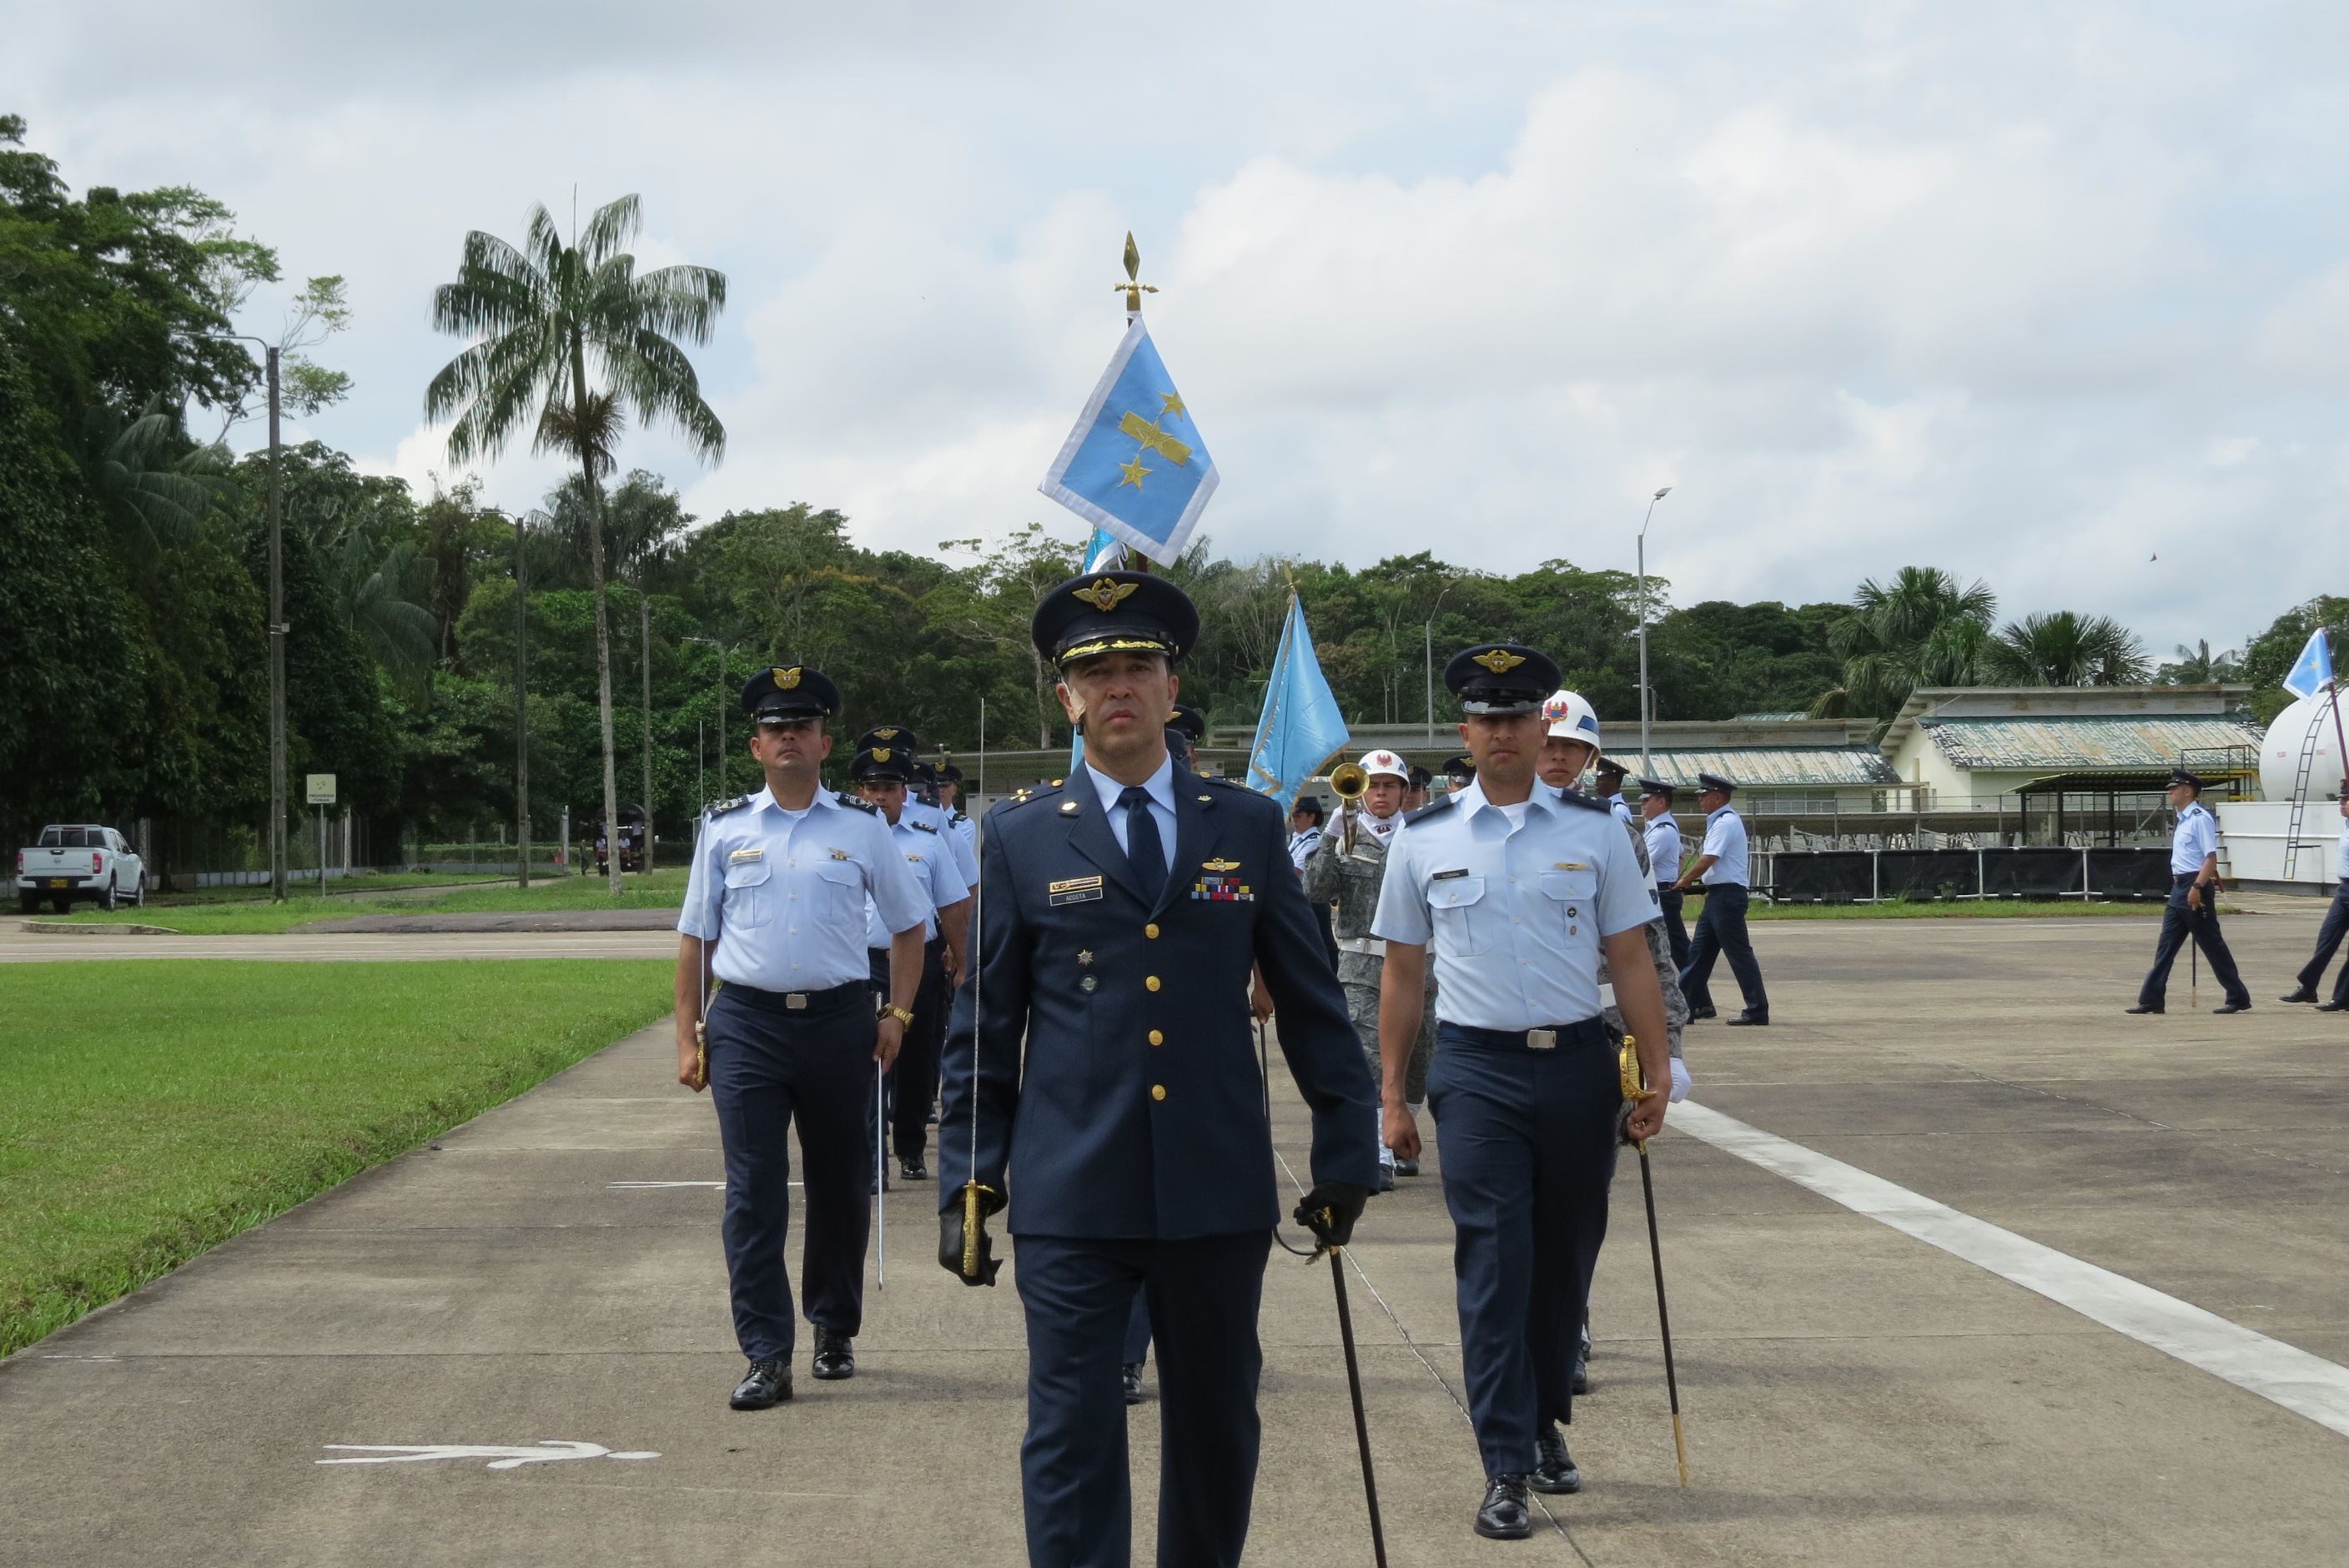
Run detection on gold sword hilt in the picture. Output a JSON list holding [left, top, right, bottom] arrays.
[[963, 1180, 983, 1279], [1619, 1033, 1653, 1153]]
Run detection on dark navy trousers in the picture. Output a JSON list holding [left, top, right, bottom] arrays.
[[1681, 882, 1768, 1018], [705, 982, 875, 1361], [2139, 873, 2250, 1008], [1014, 1231, 1270, 1568], [1428, 1021, 1622, 1479], [2295, 879, 2349, 1001], [868, 938, 949, 1164], [1657, 888, 1692, 972]]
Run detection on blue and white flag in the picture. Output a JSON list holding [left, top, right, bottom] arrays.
[[1039, 317, 1218, 564], [1245, 595, 1349, 813], [2286, 628, 2334, 701], [1081, 525, 1129, 573]]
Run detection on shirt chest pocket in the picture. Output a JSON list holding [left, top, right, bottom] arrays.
[[723, 860, 772, 928], [812, 860, 863, 919], [1429, 875, 1494, 956], [1539, 870, 1597, 936]]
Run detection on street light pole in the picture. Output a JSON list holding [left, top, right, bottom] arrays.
[[1637, 485, 1672, 775], [686, 636, 731, 806], [515, 510, 531, 889], [204, 334, 289, 898], [1423, 582, 1456, 746]]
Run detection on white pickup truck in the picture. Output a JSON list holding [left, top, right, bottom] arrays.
[[16, 824, 147, 915]]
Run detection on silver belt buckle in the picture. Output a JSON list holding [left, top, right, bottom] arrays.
[[785, 993, 809, 1010], [1526, 1028, 1557, 1051]]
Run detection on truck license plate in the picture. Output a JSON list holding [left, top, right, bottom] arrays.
[[47, 878, 68, 888]]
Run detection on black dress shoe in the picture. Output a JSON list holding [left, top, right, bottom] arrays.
[[900, 1158, 928, 1181], [2282, 986, 2319, 1003], [1725, 1012, 1769, 1027], [1688, 1007, 1718, 1021], [2318, 1000, 2349, 1013], [1393, 1155, 1421, 1178], [1570, 1349, 1588, 1396], [1376, 1164, 1396, 1194], [1474, 1475, 1532, 1540], [730, 1358, 792, 1409], [811, 1326, 855, 1380], [1121, 1363, 1144, 1405], [2213, 1001, 2252, 1014], [1531, 1425, 1582, 1494], [2125, 1004, 2164, 1015]]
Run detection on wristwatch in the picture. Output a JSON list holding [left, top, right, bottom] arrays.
[[880, 1003, 916, 1027]]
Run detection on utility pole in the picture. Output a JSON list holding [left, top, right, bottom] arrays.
[[265, 346, 287, 902], [1423, 582, 1456, 746], [641, 588, 654, 866], [687, 636, 730, 803], [1637, 486, 1672, 774], [515, 510, 531, 888]]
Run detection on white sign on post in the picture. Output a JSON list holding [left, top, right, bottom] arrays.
[[306, 774, 338, 806]]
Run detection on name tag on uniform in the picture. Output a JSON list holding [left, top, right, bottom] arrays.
[[1553, 861, 1587, 871], [1432, 867, 1470, 881], [1049, 875, 1104, 906], [728, 847, 764, 863], [829, 848, 853, 861]]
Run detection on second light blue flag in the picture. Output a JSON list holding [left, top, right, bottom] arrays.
[[1246, 593, 1349, 813]]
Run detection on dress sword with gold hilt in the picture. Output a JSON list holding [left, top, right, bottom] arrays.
[[1619, 1034, 1690, 1489], [948, 857, 1003, 1284]]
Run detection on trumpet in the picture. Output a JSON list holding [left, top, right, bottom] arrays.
[[1330, 761, 1369, 852]]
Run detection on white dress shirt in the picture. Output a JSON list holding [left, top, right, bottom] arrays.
[[1371, 780, 1654, 1030], [1085, 755, 1179, 873], [680, 787, 929, 992]]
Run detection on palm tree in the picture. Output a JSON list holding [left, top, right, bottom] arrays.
[[426, 196, 725, 894], [1986, 611, 2151, 686], [1810, 566, 1996, 721], [2158, 639, 2241, 685]]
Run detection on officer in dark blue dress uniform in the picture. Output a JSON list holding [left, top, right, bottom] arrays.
[[937, 570, 1380, 1568], [1373, 645, 1673, 1540], [675, 667, 932, 1409]]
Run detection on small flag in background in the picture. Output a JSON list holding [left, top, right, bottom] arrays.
[[2286, 628, 2334, 701], [1082, 525, 1129, 573], [1039, 317, 1218, 565], [1246, 595, 1350, 814]]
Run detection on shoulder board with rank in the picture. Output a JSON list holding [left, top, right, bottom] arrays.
[[908, 818, 938, 834], [1552, 787, 1611, 815], [1000, 780, 1064, 813], [1402, 796, 1457, 826], [835, 792, 879, 815], [706, 794, 754, 818]]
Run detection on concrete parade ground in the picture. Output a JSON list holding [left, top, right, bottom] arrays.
[[5, 907, 2349, 1565]]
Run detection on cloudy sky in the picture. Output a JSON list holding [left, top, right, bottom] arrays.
[[12, 2, 2346, 653]]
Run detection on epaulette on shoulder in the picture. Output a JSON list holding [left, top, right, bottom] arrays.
[[707, 794, 753, 818], [997, 779, 1064, 814], [1200, 772, 1249, 790], [1552, 787, 1611, 815], [1402, 796, 1458, 826], [835, 792, 879, 815], [908, 818, 938, 834]]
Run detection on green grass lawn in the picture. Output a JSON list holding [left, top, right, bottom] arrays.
[[1738, 897, 2173, 919], [0, 960, 671, 1357], [32, 867, 690, 936]]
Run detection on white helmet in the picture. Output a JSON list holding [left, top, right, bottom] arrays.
[[1358, 749, 1409, 781], [1542, 689, 1602, 748]]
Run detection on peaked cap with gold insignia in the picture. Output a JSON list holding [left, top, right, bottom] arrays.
[[849, 745, 914, 783], [1030, 570, 1201, 667], [740, 665, 841, 721], [1444, 643, 1559, 716]]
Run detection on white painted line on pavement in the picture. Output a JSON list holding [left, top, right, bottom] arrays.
[[1672, 1101, 2349, 1440]]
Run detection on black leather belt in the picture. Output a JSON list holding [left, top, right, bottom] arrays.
[[722, 979, 867, 1013], [1443, 1018, 1607, 1053]]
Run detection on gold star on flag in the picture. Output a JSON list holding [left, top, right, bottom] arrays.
[[1159, 391, 1186, 420], [1119, 455, 1153, 489]]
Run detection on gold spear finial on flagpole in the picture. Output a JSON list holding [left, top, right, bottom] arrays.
[[1116, 232, 1158, 314]]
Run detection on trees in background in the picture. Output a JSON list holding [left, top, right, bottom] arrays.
[[1984, 611, 2151, 687]]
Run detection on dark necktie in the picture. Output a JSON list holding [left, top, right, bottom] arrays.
[[1119, 785, 1166, 907]]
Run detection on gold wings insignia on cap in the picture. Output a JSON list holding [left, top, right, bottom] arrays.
[[1470, 649, 1527, 674], [772, 666, 802, 689], [871, 726, 902, 740], [1201, 857, 1241, 872], [1072, 577, 1140, 612], [871, 746, 892, 762]]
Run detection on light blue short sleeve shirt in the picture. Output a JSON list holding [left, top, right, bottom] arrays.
[[1371, 781, 1654, 1030], [2170, 802, 2218, 875], [680, 789, 930, 992], [867, 815, 971, 948], [1698, 806, 1750, 887], [906, 797, 980, 887]]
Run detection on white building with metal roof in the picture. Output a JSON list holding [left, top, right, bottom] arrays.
[[1879, 686, 2260, 806]]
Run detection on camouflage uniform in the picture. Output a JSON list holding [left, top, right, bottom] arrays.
[[1599, 818, 1690, 1064], [1300, 818, 1436, 1107]]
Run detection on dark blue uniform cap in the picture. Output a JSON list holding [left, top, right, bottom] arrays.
[[851, 745, 915, 783], [2168, 769, 2206, 791], [936, 763, 964, 784], [1440, 753, 1476, 781], [1444, 644, 1560, 716], [1638, 777, 1676, 800], [1032, 570, 1200, 666], [858, 723, 920, 754], [1164, 728, 1195, 766], [1696, 772, 1738, 795], [740, 666, 840, 722], [1168, 703, 1208, 743], [1594, 755, 1630, 779]]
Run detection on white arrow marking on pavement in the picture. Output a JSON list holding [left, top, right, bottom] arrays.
[[1672, 1101, 2349, 1440], [318, 1440, 660, 1469]]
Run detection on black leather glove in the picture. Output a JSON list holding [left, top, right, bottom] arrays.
[[1293, 1180, 1371, 1249], [938, 1184, 1006, 1286]]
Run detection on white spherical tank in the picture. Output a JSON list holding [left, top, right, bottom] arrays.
[[2260, 693, 2349, 801]]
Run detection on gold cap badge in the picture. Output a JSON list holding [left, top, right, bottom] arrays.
[[1470, 649, 1527, 674], [871, 746, 893, 762], [772, 666, 802, 689], [1072, 577, 1140, 612]]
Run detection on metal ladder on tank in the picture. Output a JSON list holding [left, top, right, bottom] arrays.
[[2281, 689, 2334, 878]]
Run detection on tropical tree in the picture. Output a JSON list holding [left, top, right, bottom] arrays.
[[1810, 566, 1997, 721], [425, 195, 726, 893], [2155, 640, 2242, 686], [1984, 611, 2150, 686]]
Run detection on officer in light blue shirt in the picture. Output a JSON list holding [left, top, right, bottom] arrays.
[[2284, 792, 2349, 1009], [862, 725, 983, 892], [2131, 770, 2251, 1013], [853, 743, 971, 1184], [1371, 643, 1672, 1540], [933, 764, 978, 857], [1641, 779, 1692, 970], [675, 666, 932, 1410], [1592, 755, 1635, 827], [1669, 773, 1770, 1024]]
